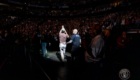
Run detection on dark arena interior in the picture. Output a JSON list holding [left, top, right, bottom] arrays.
[[0, 0, 140, 80]]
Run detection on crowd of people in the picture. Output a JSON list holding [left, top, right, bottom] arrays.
[[0, 0, 138, 17], [0, 2, 140, 64], [5, 0, 102, 6], [0, 16, 20, 29]]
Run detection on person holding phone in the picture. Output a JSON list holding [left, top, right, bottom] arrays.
[[59, 25, 69, 61]]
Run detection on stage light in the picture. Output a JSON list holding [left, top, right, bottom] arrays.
[[43, 51, 71, 62]]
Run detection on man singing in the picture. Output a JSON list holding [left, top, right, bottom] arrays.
[[67, 29, 81, 64], [59, 25, 69, 61]]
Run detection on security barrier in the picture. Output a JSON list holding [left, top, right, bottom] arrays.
[[0, 44, 51, 79], [0, 44, 29, 66]]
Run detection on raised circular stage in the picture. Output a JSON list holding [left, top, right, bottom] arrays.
[[43, 51, 71, 62]]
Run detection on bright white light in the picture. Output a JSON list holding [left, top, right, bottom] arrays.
[[43, 51, 71, 62]]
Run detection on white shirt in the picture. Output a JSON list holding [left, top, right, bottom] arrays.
[[114, 22, 116, 26], [121, 19, 125, 25]]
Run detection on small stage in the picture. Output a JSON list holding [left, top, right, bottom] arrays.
[[43, 51, 71, 62]]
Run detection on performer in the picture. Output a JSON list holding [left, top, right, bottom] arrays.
[[67, 29, 81, 64], [59, 25, 69, 61]]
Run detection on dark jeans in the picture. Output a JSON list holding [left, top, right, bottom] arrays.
[[41, 42, 47, 57], [71, 47, 80, 64]]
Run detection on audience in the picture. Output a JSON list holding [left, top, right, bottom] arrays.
[[0, 0, 138, 16], [0, 1, 139, 65]]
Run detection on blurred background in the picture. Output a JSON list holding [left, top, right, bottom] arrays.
[[0, 0, 140, 80]]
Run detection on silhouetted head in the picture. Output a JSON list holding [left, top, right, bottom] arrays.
[[73, 29, 78, 34], [122, 31, 127, 38], [104, 29, 110, 37]]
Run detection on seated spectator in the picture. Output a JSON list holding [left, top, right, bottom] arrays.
[[116, 31, 130, 61], [117, 31, 130, 49]]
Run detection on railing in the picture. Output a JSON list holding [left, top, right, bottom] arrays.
[[0, 44, 50, 79], [0, 44, 27, 65]]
